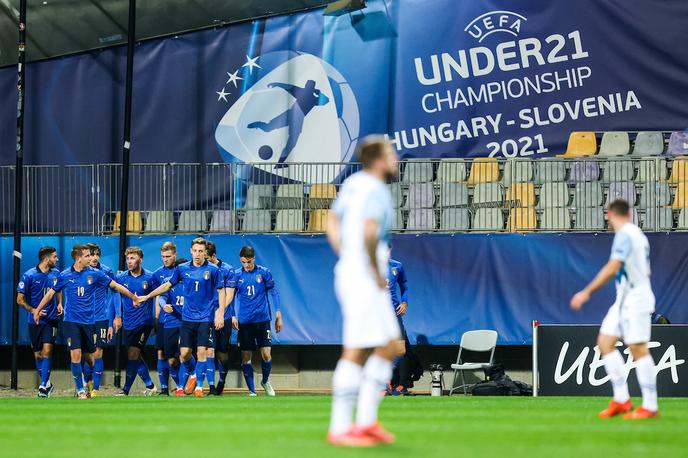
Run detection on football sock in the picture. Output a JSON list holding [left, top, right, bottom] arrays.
[[261, 359, 272, 385], [242, 363, 255, 393], [218, 360, 228, 384], [124, 360, 138, 393], [93, 358, 104, 390], [329, 359, 362, 435], [602, 350, 630, 403], [157, 358, 170, 389], [70, 362, 84, 392], [35, 357, 43, 382], [180, 356, 196, 386], [205, 357, 215, 388], [635, 354, 658, 411], [137, 359, 154, 389], [195, 359, 207, 388], [170, 363, 181, 388], [398, 354, 411, 388], [356, 354, 393, 427], [83, 360, 93, 383], [40, 357, 51, 387]]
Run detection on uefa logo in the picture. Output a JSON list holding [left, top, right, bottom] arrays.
[[214, 51, 360, 184]]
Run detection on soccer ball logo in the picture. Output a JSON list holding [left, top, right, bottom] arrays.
[[214, 51, 359, 184]]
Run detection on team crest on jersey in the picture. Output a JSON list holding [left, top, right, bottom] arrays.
[[52, 277, 58, 285], [142, 281, 148, 290], [204, 271, 210, 280], [87, 276, 93, 285], [256, 275, 262, 283], [391, 268, 398, 276], [67, 337, 72, 346], [18, 281, 24, 289]]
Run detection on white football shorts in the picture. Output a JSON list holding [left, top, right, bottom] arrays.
[[600, 286, 655, 345]]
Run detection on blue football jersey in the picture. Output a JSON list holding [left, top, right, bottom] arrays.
[[167, 261, 224, 322], [159, 281, 184, 329], [17, 266, 61, 324], [152, 265, 176, 326], [228, 265, 280, 325], [92, 263, 115, 322], [116, 269, 156, 330], [387, 259, 409, 308], [212, 260, 235, 321], [53, 266, 112, 325]]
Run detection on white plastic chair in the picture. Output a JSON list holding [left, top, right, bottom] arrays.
[[449, 330, 498, 395]]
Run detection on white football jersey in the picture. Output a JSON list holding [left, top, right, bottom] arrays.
[[610, 222, 652, 293]]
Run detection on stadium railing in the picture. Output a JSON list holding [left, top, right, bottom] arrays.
[[0, 156, 686, 235]]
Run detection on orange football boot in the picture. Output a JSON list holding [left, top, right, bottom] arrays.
[[327, 430, 377, 448], [357, 422, 395, 445], [598, 399, 633, 418], [184, 375, 197, 395], [624, 407, 658, 420]]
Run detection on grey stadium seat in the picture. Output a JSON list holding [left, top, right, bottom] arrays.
[[677, 209, 688, 230], [435, 160, 467, 183], [574, 207, 605, 230], [406, 182, 435, 209], [242, 210, 271, 232], [541, 208, 571, 230], [389, 183, 404, 208], [537, 182, 569, 209], [145, 211, 175, 232], [440, 208, 471, 230], [534, 161, 567, 184], [572, 182, 603, 208], [605, 181, 636, 207], [632, 131, 664, 156], [177, 210, 207, 232], [276, 184, 304, 209], [392, 209, 404, 230], [636, 158, 668, 182], [402, 161, 434, 183], [274, 210, 303, 232], [472, 208, 504, 231], [407, 209, 437, 230], [638, 182, 671, 209], [599, 132, 630, 157], [502, 159, 533, 185], [644, 208, 674, 231], [244, 184, 274, 209], [209, 210, 235, 232], [605, 160, 634, 182], [440, 183, 469, 207], [472, 183, 503, 205]]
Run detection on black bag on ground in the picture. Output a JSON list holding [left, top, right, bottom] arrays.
[[471, 381, 511, 396], [470, 363, 533, 396]]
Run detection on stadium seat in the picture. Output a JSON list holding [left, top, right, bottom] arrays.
[[275, 209, 304, 232], [276, 184, 304, 209], [467, 158, 499, 184], [402, 160, 434, 183], [307, 209, 331, 232], [209, 210, 235, 232], [241, 210, 271, 232], [635, 158, 667, 182], [568, 160, 600, 183], [598, 132, 630, 157], [507, 208, 537, 232], [449, 330, 498, 396], [472, 208, 504, 231], [541, 208, 571, 230], [559, 131, 597, 157], [439, 183, 469, 208], [111, 211, 143, 234], [605, 182, 636, 207], [405, 182, 435, 209], [644, 208, 674, 231], [406, 209, 436, 231], [435, 160, 467, 183], [574, 207, 605, 230], [392, 209, 405, 230], [572, 182, 603, 208], [506, 182, 535, 208], [605, 160, 634, 182], [666, 132, 688, 156], [177, 210, 207, 232], [144, 211, 174, 233], [677, 209, 688, 230], [671, 182, 688, 208], [472, 183, 503, 205], [632, 131, 664, 156], [389, 183, 404, 208], [638, 182, 671, 208], [244, 184, 273, 209], [537, 182, 569, 209], [440, 208, 470, 230], [668, 157, 688, 183], [534, 160, 566, 184], [309, 184, 337, 209], [502, 159, 533, 185]]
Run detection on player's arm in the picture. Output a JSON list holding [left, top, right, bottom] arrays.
[[108, 291, 122, 335], [397, 264, 409, 316], [32, 289, 57, 324], [56, 291, 64, 316], [108, 280, 140, 304], [214, 286, 227, 330], [326, 212, 342, 255], [571, 259, 623, 310], [139, 281, 173, 302], [264, 272, 283, 333], [16, 292, 34, 314]]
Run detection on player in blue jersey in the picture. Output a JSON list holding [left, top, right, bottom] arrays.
[[227, 246, 282, 397], [34, 244, 140, 399], [151, 241, 183, 396], [140, 237, 227, 397], [158, 256, 189, 396], [16, 246, 63, 397], [114, 247, 157, 396], [82, 243, 116, 397], [386, 258, 411, 396], [206, 240, 235, 395]]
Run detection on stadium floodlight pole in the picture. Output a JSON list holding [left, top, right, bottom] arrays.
[[10, 0, 28, 391], [113, 0, 136, 388]]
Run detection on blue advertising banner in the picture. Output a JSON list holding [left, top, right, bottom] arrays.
[[1, 233, 687, 346], [1, 0, 688, 168]]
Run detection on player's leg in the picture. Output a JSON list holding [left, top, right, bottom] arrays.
[[329, 347, 369, 440], [156, 327, 170, 395], [355, 341, 396, 443], [626, 343, 658, 418], [390, 338, 407, 395], [29, 323, 45, 396], [258, 321, 275, 396], [239, 324, 257, 395], [90, 320, 108, 395], [135, 326, 155, 394], [205, 346, 216, 395], [215, 319, 232, 395], [597, 301, 633, 417], [165, 327, 183, 395], [70, 347, 86, 397], [123, 345, 141, 395], [192, 322, 214, 397], [40, 343, 54, 396]]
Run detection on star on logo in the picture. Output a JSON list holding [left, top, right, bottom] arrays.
[[225, 70, 243, 88], [216, 86, 230, 102], [242, 55, 261, 74]]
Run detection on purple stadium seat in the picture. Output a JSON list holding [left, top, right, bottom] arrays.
[[666, 132, 688, 156], [605, 181, 636, 208], [568, 160, 600, 183]]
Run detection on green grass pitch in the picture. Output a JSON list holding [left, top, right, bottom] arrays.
[[1, 396, 686, 457]]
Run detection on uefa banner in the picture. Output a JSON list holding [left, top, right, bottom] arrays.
[[1, 0, 688, 167], [534, 324, 688, 397]]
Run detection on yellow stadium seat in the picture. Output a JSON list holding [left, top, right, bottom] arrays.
[[309, 184, 337, 209], [671, 182, 688, 208], [559, 132, 597, 157], [467, 158, 499, 184], [506, 182, 535, 208], [668, 157, 688, 183], [307, 209, 331, 232], [111, 211, 143, 235], [507, 208, 537, 232]]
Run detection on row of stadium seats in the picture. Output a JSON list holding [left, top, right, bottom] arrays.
[[559, 131, 688, 158]]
